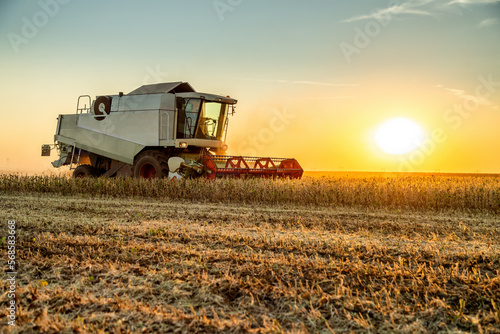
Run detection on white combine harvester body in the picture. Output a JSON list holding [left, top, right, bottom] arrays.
[[42, 82, 303, 180]]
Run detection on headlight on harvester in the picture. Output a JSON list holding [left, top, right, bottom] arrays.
[[222, 144, 228, 151], [179, 142, 188, 149]]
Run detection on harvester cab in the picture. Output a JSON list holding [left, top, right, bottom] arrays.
[[42, 82, 303, 180]]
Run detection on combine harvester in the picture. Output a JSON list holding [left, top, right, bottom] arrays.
[[42, 82, 303, 180]]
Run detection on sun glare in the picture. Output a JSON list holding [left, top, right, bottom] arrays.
[[374, 118, 424, 155]]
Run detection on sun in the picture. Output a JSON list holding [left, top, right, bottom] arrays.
[[374, 118, 424, 155]]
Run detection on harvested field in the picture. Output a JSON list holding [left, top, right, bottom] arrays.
[[0, 174, 499, 333]]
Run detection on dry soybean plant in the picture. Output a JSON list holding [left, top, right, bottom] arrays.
[[1, 173, 500, 212]]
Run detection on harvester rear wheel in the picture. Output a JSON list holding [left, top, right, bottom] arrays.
[[133, 151, 169, 179], [73, 164, 98, 178]]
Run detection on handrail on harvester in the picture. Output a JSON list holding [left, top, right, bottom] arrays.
[[201, 153, 303, 180]]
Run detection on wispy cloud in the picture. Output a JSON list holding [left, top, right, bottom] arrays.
[[241, 78, 358, 87], [479, 17, 499, 27], [342, 0, 500, 24], [341, 0, 434, 23], [301, 96, 355, 100], [445, 0, 500, 26], [289, 80, 358, 87], [435, 84, 494, 107], [448, 0, 500, 5]]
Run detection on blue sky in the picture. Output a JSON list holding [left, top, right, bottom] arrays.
[[1, 0, 499, 172]]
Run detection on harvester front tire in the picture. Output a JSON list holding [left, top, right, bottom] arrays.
[[73, 164, 98, 178], [133, 151, 169, 179]]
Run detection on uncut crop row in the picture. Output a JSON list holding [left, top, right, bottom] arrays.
[[1, 174, 500, 212]]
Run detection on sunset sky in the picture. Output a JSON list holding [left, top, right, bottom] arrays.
[[1, 0, 499, 173]]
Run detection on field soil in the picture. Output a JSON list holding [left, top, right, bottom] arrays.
[[1, 190, 499, 333]]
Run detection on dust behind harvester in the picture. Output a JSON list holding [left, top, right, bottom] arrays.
[[42, 82, 303, 180]]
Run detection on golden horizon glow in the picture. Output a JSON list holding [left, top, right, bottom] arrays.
[[1, 2, 499, 174], [374, 118, 425, 155]]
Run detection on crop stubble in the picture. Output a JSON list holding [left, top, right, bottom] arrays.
[[0, 175, 499, 333]]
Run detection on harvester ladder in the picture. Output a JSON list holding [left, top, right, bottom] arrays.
[[70, 95, 89, 170], [76, 95, 91, 114], [69, 146, 82, 170]]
